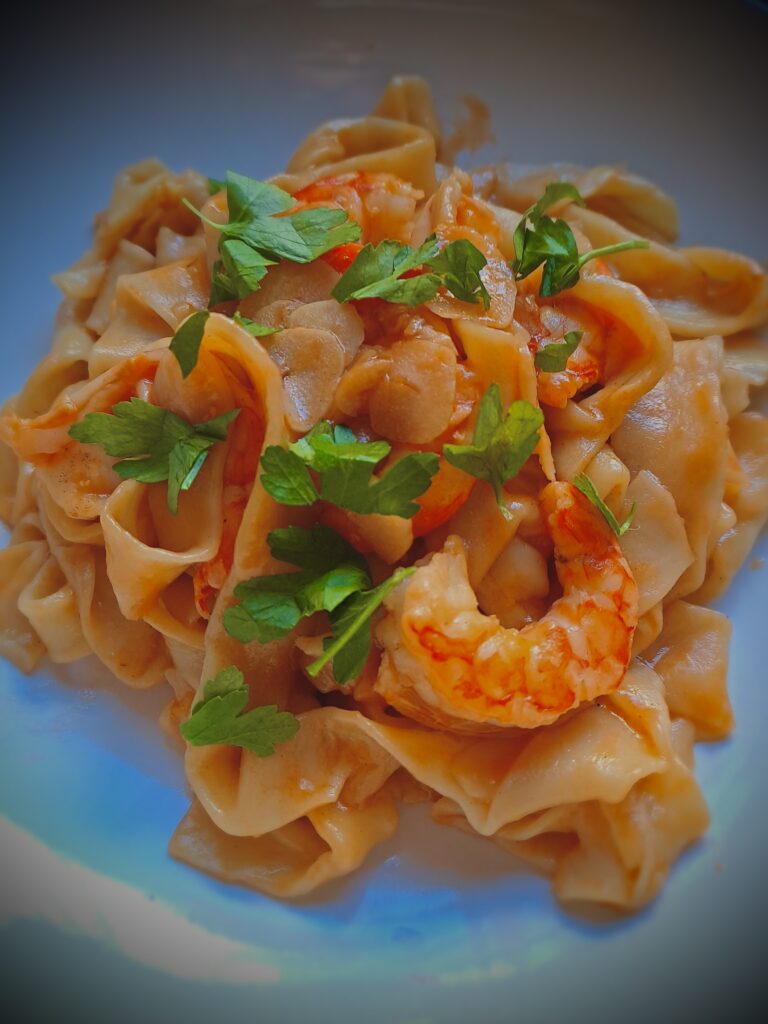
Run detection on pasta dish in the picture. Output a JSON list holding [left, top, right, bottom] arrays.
[[1, 77, 766, 910]]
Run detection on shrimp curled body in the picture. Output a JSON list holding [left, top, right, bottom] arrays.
[[375, 481, 639, 733]]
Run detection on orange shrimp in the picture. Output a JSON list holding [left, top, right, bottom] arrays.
[[409, 363, 482, 536], [292, 171, 422, 245], [0, 353, 159, 462], [516, 291, 610, 408], [411, 460, 476, 538], [375, 481, 638, 733], [0, 353, 163, 522]]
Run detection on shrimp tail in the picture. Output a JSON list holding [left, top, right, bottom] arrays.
[[375, 481, 639, 733]]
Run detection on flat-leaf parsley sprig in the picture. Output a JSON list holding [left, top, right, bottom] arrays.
[[168, 310, 278, 379], [331, 234, 490, 308], [184, 171, 361, 307], [223, 524, 370, 646], [69, 397, 239, 514], [512, 182, 650, 297], [574, 473, 636, 536], [306, 566, 415, 683], [260, 420, 439, 519], [442, 385, 544, 518], [180, 666, 299, 755], [533, 330, 583, 372], [224, 523, 411, 684]]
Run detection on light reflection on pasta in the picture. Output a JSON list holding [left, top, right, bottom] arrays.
[[1, 76, 767, 911]]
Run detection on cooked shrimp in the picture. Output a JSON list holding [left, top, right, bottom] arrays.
[[520, 277, 648, 412], [375, 480, 639, 733], [292, 171, 422, 244], [1, 353, 159, 461], [406, 363, 482, 536], [406, 170, 516, 328], [516, 291, 605, 408]]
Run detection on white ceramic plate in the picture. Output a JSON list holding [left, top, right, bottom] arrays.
[[1, 2, 766, 1021]]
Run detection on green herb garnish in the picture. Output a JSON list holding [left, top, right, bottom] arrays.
[[533, 330, 583, 372], [219, 238, 276, 298], [169, 310, 209, 378], [185, 171, 361, 305], [260, 421, 439, 519], [573, 473, 636, 536], [232, 311, 280, 338], [442, 385, 543, 518], [224, 524, 409, 684], [512, 182, 649, 297], [223, 524, 369, 645], [68, 397, 239, 514], [180, 665, 299, 755], [306, 567, 416, 682], [331, 234, 490, 308]]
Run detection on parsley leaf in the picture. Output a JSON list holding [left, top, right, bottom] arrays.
[[512, 182, 585, 281], [170, 310, 209, 378], [540, 239, 652, 297], [169, 308, 275, 381], [260, 421, 439, 518], [265, 523, 362, 573], [184, 170, 361, 269], [224, 523, 411, 686], [534, 330, 583, 372], [220, 239, 276, 298], [331, 236, 440, 304], [287, 207, 364, 261], [68, 398, 239, 514], [443, 386, 543, 518], [258, 446, 318, 506], [225, 172, 294, 223], [306, 567, 416, 683], [207, 176, 226, 195], [223, 524, 369, 645], [180, 665, 299, 755], [186, 170, 361, 325], [208, 260, 238, 307], [573, 473, 637, 536], [512, 182, 649, 297], [428, 237, 490, 307], [232, 311, 279, 338], [331, 234, 490, 308]]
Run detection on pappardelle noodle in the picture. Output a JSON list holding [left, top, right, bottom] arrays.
[[2, 76, 767, 910]]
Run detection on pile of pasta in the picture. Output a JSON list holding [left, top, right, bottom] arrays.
[[1, 76, 767, 910]]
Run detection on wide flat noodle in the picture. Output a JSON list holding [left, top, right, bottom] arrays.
[[644, 601, 733, 741], [563, 209, 768, 339], [618, 470, 693, 616], [277, 117, 437, 195], [371, 74, 442, 151], [693, 411, 768, 601], [0, 516, 49, 671], [179, 661, 707, 906], [89, 255, 208, 376], [612, 338, 729, 600], [544, 276, 673, 478], [17, 553, 91, 664], [0, 351, 164, 521], [475, 162, 680, 243], [480, 165, 768, 338], [44, 514, 171, 689]]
